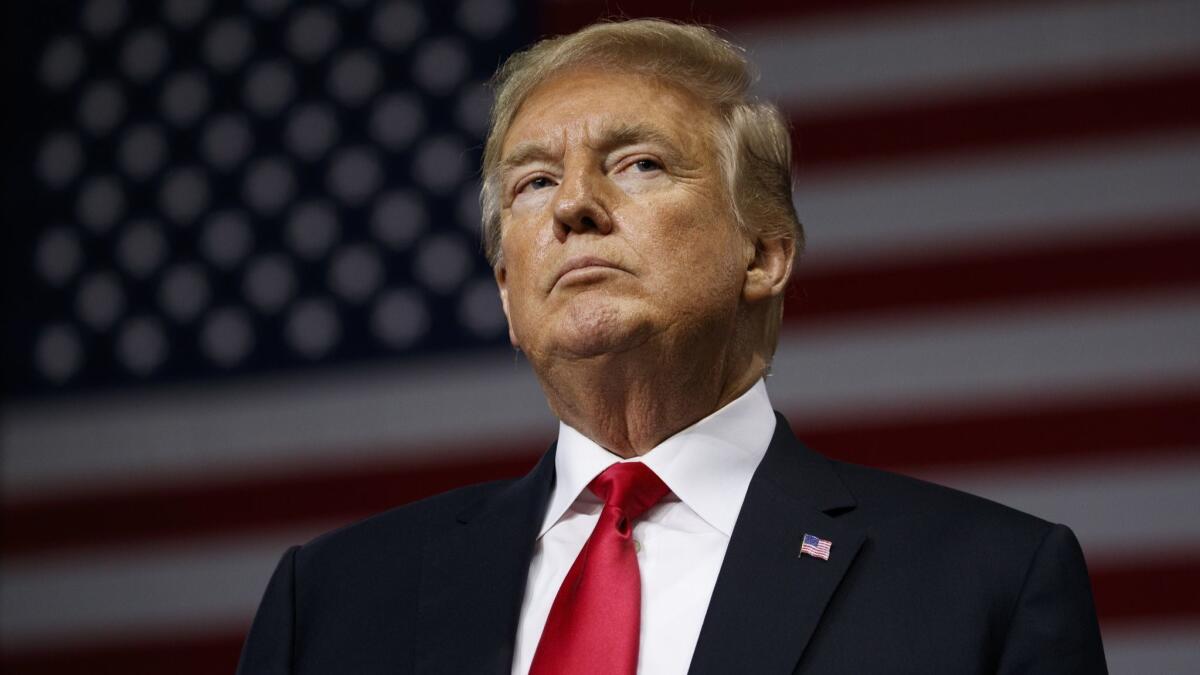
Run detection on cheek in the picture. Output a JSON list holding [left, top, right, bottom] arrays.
[[612, 172, 671, 195], [510, 232, 556, 279], [498, 228, 557, 314], [639, 202, 741, 277], [510, 188, 553, 219]]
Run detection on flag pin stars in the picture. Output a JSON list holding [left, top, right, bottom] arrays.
[[800, 533, 832, 561]]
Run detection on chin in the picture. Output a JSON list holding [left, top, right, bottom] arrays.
[[553, 300, 649, 359]]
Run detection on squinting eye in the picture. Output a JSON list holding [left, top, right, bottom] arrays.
[[633, 159, 661, 172]]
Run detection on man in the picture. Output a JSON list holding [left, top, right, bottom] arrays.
[[238, 20, 1107, 674]]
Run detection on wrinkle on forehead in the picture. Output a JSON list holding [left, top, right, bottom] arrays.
[[500, 120, 690, 175]]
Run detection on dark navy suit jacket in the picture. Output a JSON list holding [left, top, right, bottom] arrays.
[[237, 414, 1108, 674]]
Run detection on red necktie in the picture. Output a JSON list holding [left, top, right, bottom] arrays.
[[528, 462, 670, 675]]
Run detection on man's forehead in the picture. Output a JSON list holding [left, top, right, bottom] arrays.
[[501, 120, 682, 166], [498, 69, 714, 158]]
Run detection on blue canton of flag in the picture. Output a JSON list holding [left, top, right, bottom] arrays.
[[800, 534, 832, 561], [7, 1, 532, 398]]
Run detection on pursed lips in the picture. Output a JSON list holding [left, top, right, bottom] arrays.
[[551, 256, 623, 290]]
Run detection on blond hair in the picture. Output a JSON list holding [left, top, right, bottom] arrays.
[[480, 19, 803, 354]]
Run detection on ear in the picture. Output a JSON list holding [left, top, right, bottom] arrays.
[[743, 235, 795, 304], [494, 261, 521, 349]]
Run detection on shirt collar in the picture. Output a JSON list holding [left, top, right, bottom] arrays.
[[540, 379, 776, 538]]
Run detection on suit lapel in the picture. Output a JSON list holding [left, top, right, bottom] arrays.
[[416, 446, 556, 675], [689, 414, 866, 675]]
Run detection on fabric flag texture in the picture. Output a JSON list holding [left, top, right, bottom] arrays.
[[2, 1, 1198, 673]]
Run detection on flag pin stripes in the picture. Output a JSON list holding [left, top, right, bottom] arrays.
[[800, 534, 832, 560]]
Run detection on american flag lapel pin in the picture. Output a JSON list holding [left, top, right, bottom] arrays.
[[800, 533, 832, 561]]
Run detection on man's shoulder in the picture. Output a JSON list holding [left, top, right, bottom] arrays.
[[825, 456, 1056, 546], [294, 477, 517, 571]]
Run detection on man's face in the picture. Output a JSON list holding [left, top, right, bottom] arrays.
[[494, 68, 751, 362]]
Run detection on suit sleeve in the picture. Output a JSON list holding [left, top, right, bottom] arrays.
[[237, 545, 301, 675], [995, 524, 1108, 674]]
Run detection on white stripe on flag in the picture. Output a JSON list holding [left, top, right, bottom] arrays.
[[0, 527, 323, 651], [770, 291, 1200, 423], [794, 134, 1200, 268], [1103, 621, 1200, 674], [1, 349, 552, 499], [918, 454, 1200, 564]]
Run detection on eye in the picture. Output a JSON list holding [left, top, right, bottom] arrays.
[[517, 175, 555, 194], [632, 158, 661, 172]]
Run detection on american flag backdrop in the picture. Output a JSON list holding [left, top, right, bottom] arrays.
[[2, 0, 1198, 672]]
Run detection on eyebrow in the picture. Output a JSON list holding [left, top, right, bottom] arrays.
[[498, 122, 682, 179], [499, 142, 559, 177], [587, 122, 679, 157]]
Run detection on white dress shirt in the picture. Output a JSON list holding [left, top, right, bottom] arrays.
[[511, 380, 777, 675]]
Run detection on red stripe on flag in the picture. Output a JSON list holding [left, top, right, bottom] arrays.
[[791, 66, 1200, 171], [1092, 553, 1200, 624], [0, 630, 246, 675], [1, 451, 542, 558], [785, 223, 1200, 325], [802, 389, 1200, 473], [4, 391, 1196, 557]]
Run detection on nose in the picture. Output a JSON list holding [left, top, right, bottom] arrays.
[[551, 168, 613, 243]]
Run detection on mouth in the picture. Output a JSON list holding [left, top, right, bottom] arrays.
[[552, 256, 623, 289]]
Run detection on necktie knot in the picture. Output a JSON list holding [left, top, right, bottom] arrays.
[[588, 462, 669, 522]]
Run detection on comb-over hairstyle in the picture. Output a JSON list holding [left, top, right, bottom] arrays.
[[480, 19, 803, 355]]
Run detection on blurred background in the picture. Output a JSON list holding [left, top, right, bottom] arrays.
[[2, 0, 1198, 672]]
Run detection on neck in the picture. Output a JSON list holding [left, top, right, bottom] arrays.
[[530, 335, 766, 458]]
